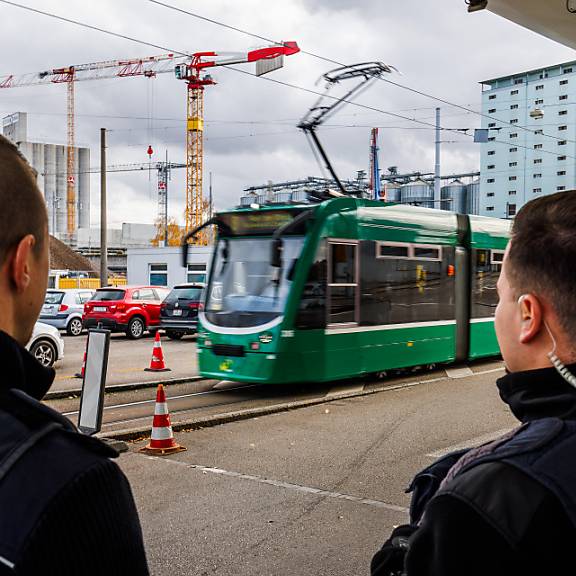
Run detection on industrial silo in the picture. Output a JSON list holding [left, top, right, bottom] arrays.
[[400, 179, 434, 208], [291, 190, 309, 203], [383, 182, 401, 203], [441, 180, 467, 213], [466, 180, 480, 215], [272, 191, 292, 204]]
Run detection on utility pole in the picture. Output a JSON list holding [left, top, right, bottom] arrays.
[[434, 107, 441, 206], [100, 128, 108, 287]]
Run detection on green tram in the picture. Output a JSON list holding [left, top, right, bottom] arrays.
[[188, 198, 510, 384]]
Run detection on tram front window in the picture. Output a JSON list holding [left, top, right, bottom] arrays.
[[205, 237, 304, 328]]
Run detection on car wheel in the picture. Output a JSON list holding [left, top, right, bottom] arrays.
[[126, 316, 145, 340], [66, 317, 83, 337], [166, 330, 184, 340], [30, 339, 57, 368]]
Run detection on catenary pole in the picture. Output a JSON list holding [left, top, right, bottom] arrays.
[[434, 107, 441, 206], [100, 128, 108, 287]]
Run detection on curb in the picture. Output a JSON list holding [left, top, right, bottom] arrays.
[[45, 375, 206, 401], [98, 374, 459, 442]]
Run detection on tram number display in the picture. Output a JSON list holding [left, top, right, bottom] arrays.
[[220, 210, 302, 236]]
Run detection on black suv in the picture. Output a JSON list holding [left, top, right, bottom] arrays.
[[160, 283, 204, 339]]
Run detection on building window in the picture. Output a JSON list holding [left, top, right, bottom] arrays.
[[509, 190, 516, 196], [510, 119, 518, 124], [509, 176, 517, 181], [510, 133, 518, 138], [533, 188, 542, 194], [559, 125, 568, 131], [487, 192, 495, 197], [535, 85, 544, 90], [489, 94, 496, 100], [558, 186, 566, 191], [559, 140, 567, 145], [511, 89, 519, 95], [509, 162, 517, 167], [486, 207, 495, 212], [558, 155, 567, 161], [488, 122, 496, 128], [487, 178, 495, 183], [534, 159, 542, 164], [489, 108, 496, 113], [149, 263, 168, 286], [535, 129, 543, 135], [559, 95, 568, 101], [487, 150, 495, 155], [535, 99, 544, 105], [488, 137, 496, 142], [557, 171, 567, 176], [507, 204, 517, 217], [487, 164, 495, 169], [559, 110, 568, 115], [187, 263, 207, 283], [533, 174, 542, 179], [514, 79, 523, 85], [564, 68, 573, 74], [560, 80, 569, 86], [510, 104, 519, 109], [534, 144, 543, 149], [509, 147, 517, 152]]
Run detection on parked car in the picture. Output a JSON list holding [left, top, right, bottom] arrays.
[[27, 322, 65, 368], [83, 286, 170, 339], [39, 289, 95, 336], [160, 283, 205, 339]]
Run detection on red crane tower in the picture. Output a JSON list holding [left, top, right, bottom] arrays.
[[174, 41, 300, 243]]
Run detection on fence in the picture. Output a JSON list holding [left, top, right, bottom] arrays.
[[57, 277, 127, 289]]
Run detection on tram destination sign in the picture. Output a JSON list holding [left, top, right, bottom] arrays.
[[220, 209, 307, 236]]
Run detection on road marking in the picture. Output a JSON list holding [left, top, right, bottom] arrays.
[[426, 427, 515, 458], [145, 456, 409, 515], [445, 366, 474, 379]]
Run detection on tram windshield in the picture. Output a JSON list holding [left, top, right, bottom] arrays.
[[205, 237, 304, 328]]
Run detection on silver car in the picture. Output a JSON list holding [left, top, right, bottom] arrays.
[[27, 322, 65, 368], [40, 289, 95, 336]]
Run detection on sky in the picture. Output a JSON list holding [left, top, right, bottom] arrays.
[[0, 0, 575, 228]]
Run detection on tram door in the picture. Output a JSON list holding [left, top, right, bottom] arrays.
[[326, 240, 360, 379]]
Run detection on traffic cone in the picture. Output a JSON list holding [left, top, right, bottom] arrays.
[[139, 384, 186, 455], [75, 350, 87, 379], [144, 331, 171, 372]]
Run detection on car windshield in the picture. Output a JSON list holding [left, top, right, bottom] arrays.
[[165, 287, 203, 303], [205, 237, 304, 328], [92, 289, 125, 302], [44, 292, 64, 305]]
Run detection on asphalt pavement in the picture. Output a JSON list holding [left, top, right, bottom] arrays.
[[52, 332, 199, 392], [117, 365, 516, 576]]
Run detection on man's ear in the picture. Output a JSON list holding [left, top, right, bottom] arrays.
[[518, 294, 544, 344], [9, 234, 36, 293]]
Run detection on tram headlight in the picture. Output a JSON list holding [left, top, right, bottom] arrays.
[[204, 338, 212, 348]]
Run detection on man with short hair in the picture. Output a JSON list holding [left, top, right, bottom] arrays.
[[0, 134, 149, 575], [372, 191, 576, 576]]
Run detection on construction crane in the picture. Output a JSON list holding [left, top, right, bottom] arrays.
[[174, 41, 300, 244], [0, 53, 184, 242]]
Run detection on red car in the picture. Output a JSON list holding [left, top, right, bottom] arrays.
[[83, 286, 170, 339]]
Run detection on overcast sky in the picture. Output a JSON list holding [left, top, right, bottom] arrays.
[[1, 0, 574, 228]]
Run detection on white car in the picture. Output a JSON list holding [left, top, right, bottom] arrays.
[[26, 322, 65, 368]]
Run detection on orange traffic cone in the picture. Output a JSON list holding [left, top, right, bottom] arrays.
[[139, 384, 186, 455], [75, 350, 87, 379], [145, 331, 171, 372]]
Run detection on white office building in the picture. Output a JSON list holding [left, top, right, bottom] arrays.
[[480, 61, 576, 218]]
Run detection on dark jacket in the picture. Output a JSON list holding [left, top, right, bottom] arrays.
[[0, 330, 149, 575], [372, 364, 576, 576]]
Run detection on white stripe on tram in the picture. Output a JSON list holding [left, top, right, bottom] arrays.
[[325, 320, 457, 335]]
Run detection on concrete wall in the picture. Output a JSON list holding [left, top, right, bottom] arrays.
[[127, 246, 212, 287]]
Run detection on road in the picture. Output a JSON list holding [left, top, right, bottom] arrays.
[[53, 332, 198, 392], [48, 360, 515, 576]]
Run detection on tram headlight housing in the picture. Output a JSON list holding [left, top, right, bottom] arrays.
[[250, 342, 260, 351]]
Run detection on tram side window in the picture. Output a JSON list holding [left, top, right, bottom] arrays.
[[295, 242, 327, 329], [359, 241, 455, 326], [472, 249, 502, 318]]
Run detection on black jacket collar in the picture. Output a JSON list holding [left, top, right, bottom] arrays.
[[0, 329, 55, 400], [497, 363, 576, 423]]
